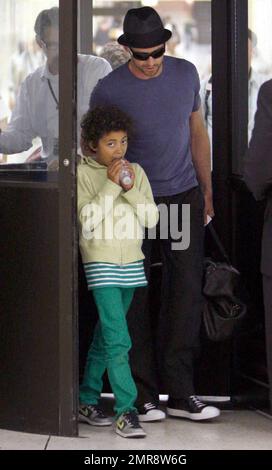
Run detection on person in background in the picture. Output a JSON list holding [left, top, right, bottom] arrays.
[[183, 18, 197, 51], [89, 6, 220, 423], [201, 28, 267, 158], [0, 94, 9, 162], [244, 79, 272, 412], [163, 17, 181, 56], [100, 42, 130, 70], [8, 39, 45, 110], [0, 7, 111, 166], [78, 105, 159, 438], [0, 94, 9, 131], [93, 19, 111, 54]]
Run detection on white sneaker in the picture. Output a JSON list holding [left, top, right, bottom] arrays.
[[138, 402, 166, 422]]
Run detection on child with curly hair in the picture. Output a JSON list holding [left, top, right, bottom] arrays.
[[77, 105, 158, 438]]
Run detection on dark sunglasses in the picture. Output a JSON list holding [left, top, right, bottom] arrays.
[[130, 45, 165, 61]]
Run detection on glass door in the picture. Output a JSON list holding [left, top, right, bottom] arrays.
[[0, 0, 78, 436], [232, 0, 272, 414], [248, 0, 272, 141], [0, 0, 59, 170]]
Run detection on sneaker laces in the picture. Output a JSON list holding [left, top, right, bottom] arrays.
[[190, 396, 206, 409], [87, 404, 107, 418], [124, 410, 139, 427], [144, 402, 157, 411]]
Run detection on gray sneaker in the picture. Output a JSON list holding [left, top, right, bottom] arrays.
[[115, 410, 146, 438], [79, 404, 113, 426]]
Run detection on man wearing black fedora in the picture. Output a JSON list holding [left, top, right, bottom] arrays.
[[89, 6, 220, 423]]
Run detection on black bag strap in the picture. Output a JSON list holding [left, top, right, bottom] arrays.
[[207, 222, 232, 265]]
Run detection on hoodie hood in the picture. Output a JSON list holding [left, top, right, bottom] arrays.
[[82, 155, 107, 170]]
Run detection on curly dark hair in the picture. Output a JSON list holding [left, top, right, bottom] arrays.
[[81, 105, 133, 148]]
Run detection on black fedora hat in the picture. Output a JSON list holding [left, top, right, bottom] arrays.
[[118, 7, 172, 48]]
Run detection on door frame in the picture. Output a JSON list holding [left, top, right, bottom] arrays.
[[58, 0, 78, 436], [0, 0, 79, 437]]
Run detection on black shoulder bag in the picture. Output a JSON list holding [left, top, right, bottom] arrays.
[[202, 224, 247, 342]]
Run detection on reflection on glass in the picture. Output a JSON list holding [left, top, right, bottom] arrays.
[[0, 1, 59, 171], [248, 0, 272, 142], [76, 4, 121, 162], [200, 28, 267, 162]]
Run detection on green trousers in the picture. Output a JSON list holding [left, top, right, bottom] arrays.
[[79, 287, 137, 417]]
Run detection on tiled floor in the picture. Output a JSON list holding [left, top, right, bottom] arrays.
[[1, 409, 272, 450]]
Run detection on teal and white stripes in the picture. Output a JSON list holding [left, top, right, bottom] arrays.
[[84, 261, 147, 290]]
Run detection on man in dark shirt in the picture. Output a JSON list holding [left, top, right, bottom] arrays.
[[89, 6, 220, 422], [244, 79, 272, 411]]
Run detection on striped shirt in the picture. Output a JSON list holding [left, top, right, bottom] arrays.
[[84, 261, 147, 290]]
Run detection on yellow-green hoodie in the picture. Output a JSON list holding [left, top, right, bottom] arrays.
[[78, 157, 159, 265]]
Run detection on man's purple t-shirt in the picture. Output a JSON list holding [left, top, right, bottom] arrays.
[[90, 56, 200, 197]]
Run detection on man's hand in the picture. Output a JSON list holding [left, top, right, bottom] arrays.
[[189, 109, 214, 225], [203, 191, 215, 225]]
